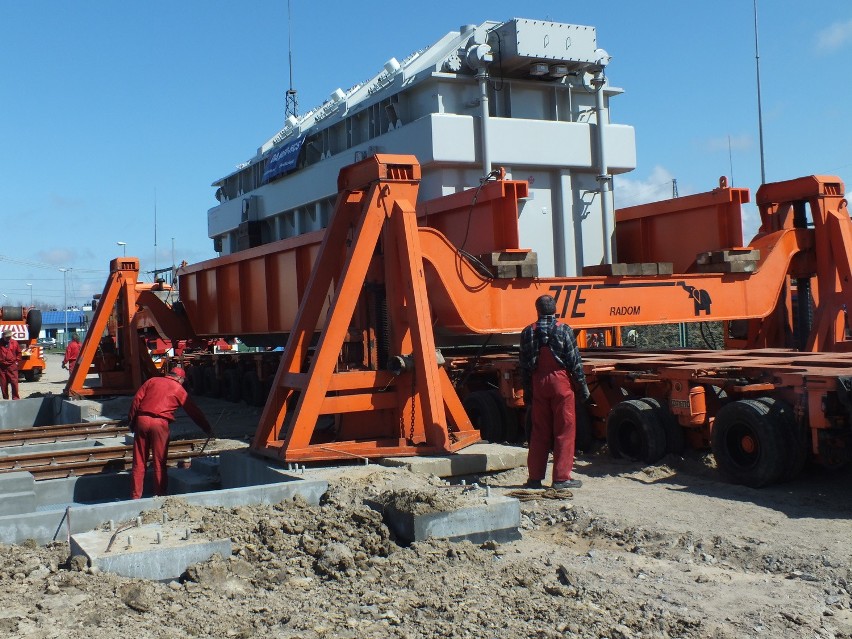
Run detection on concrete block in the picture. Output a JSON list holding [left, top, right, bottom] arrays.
[[379, 443, 527, 477], [218, 449, 296, 487], [0, 475, 328, 546], [58, 398, 129, 424], [169, 468, 220, 495], [70, 523, 231, 581], [0, 470, 35, 493], [188, 455, 220, 479], [0, 490, 36, 516], [0, 397, 59, 429], [372, 494, 521, 544]]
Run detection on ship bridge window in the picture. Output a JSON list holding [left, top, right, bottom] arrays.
[[367, 95, 401, 137], [304, 133, 322, 166], [222, 175, 240, 201]]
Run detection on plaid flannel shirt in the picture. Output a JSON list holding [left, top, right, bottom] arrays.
[[520, 315, 590, 400]]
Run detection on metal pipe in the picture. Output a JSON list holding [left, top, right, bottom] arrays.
[[477, 69, 492, 176], [592, 68, 614, 264]]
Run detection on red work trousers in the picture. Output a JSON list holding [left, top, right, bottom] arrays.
[[528, 346, 577, 483], [0, 366, 19, 400], [131, 415, 171, 499]]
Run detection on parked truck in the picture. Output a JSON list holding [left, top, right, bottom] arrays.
[[66, 156, 852, 486], [0, 306, 46, 381]]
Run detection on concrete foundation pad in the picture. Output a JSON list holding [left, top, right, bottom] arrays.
[[0, 477, 328, 545], [372, 493, 521, 544], [378, 443, 527, 477], [70, 522, 231, 580], [0, 397, 60, 429], [169, 468, 220, 494]]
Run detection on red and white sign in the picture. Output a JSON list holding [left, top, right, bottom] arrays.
[[0, 325, 29, 341]]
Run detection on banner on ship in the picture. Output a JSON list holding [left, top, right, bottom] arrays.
[[262, 136, 306, 183]]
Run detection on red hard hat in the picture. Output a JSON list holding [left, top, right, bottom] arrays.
[[169, 367, 186, 380]]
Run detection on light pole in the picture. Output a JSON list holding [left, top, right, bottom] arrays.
[[26, 283, 32, 307], [59, 268, 68, 346], [117, 241, 127, 256]]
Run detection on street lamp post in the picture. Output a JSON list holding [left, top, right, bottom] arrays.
[[26, 283, 32, 307], [59, 268, 68, 346], [117, 241, 127, 256]]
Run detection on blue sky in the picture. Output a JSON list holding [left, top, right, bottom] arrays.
[[1, 1, 850, 308]]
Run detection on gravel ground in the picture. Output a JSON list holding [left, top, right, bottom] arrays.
[[1, 448, 851, 638], [5, 349, 852, 638]]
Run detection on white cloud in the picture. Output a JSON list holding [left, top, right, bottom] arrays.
[[703, 134, 752, 153], [49, 193, 85, 210], [816, 18, 852, 52], [36, 249, 77, 267], [614, 166, 677, 208]]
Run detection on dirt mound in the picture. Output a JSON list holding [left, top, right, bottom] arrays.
[[4, 459, 852, 638]]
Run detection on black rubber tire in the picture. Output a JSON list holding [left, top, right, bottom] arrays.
[[26, 309, 42, 339], [711, 399, 786, 487], [222, 369, 241, 403], [639, 396, 685, 455], [606, 399, 667, 463], [463, 390, 505, 443], [242, 371, 268, 407], [23, 369, 39, 382], [202, 366, 221, 398], [754, 397, 807, 481], [487, 388, 512, 442], [187, 366, 204, 395]]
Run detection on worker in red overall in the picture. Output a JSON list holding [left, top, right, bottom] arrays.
[[62, 333, 82, 376], [0, 329, 22, 400], [520, 295, 590, 489], [127, 367, 213, 499]]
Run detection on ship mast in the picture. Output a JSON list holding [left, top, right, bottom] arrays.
[[285, 0, 298, 118]]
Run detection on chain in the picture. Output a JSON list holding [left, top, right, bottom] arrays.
[[409, 366, 416, 442]]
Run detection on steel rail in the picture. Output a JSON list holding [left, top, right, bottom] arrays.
[[0, 439, 211, 480]]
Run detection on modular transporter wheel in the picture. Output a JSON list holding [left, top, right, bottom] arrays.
[[606, 399, 667, 463], [754, 397, 807, 481], [222, 369, 241, 403], [462, 391, 505, 443], [639, 396, 685, 455], [711, 399, 787, 487]]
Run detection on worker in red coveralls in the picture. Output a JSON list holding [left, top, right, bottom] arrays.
[[62, 333, 82, 377], [128, 367, 213, 499], [0, 329, 22, 400], [519, 295, 590, 490]]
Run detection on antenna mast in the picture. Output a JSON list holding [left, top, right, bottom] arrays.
[[753, 0, 766, 185], [285, 0, 298, 118]]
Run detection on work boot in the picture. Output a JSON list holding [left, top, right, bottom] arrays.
[[552, 479, 582, 489], [523, 479, 543, 489]]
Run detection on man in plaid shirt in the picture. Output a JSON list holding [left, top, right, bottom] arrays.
[[520, 295, 590, 489]]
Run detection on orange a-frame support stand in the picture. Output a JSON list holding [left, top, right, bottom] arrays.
[[66, 258, 195, 398], [251, 155, 481, 462]]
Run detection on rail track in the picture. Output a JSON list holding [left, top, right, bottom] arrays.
[[0, 420, 127, 448], [0, 438, 211, 480]]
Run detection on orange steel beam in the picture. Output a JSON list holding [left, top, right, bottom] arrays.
[[615, 176, 749, 273], [252, 155, 479, 462], [419, 225, 809, 333]]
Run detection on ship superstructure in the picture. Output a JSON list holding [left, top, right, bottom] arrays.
[[208, 18, 636, 276]]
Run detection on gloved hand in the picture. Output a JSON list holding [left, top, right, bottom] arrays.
[[522, 385, 533, 408], [61, 362, 67, 370]]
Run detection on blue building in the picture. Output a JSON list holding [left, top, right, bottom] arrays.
[[40, 310, 90, 345]]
